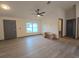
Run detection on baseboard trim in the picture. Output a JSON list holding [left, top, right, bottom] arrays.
[[17, 34, 42, 39]]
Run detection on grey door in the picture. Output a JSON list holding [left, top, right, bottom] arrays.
[[3, 20, 17, 40], [66, 19, 76, 38]]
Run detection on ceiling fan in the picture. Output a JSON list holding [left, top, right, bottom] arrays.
[[34, 1, 51, 17], [35, 9, 45, 17]]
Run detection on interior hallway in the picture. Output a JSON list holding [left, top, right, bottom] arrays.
[[0, 35, 79, 58]]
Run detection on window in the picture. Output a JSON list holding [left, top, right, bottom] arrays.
[[26, 23, 38, 33], [26, 23, 32, 32], [33, 23, 38, 32]]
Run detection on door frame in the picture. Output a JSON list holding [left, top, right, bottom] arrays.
[[77, 17, 79, 39], [58, 18, 63, 38]]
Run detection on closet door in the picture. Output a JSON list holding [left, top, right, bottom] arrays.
[[66, 19, 76, 38], [3, 20, 17, 40]]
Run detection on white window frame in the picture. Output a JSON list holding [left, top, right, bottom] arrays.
[[25, 22, 38, 33]]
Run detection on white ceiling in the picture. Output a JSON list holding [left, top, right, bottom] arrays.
[[0, 1, 78, 19]]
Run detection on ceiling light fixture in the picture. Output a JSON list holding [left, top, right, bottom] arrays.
[[0, 4, 10, 10], [37, 15, 40, 17]]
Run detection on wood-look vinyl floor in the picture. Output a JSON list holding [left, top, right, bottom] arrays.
[[0, 35, 79, 58]]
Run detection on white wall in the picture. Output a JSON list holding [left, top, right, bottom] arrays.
[[76, 4, 79, 38], [65, 5, 76, 19], [76, 4, 79, 17], [0, 17, 42, 40], [0, 19, 4, 40], [16, 19, 42, 37], [41, 7, 65, 38]]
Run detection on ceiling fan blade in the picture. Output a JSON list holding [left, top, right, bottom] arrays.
[[35, 10, 38, 13], [40, 12, 45, 15], [37, 9, 39, 11], [40, 14, 44, 16], [35, 9, 39, 12]]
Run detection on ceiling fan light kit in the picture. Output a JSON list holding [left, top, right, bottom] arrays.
[[37, 14, 41, 17]]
